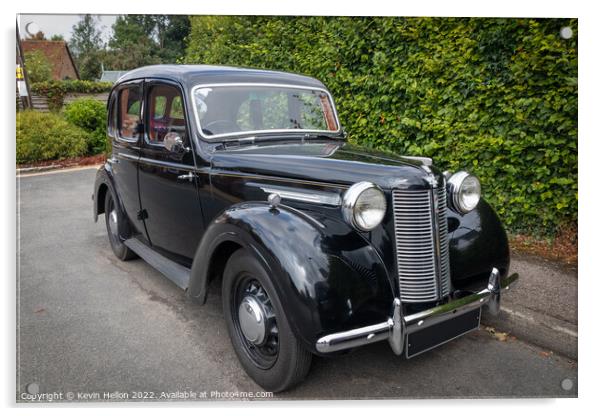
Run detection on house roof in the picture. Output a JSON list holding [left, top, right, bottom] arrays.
[[116, 64, 326, 90], [21, 40, 79, 80], [99, 70, 129, 83]]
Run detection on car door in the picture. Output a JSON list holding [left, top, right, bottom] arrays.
[[109, 81, 146, 239], [137, 79, 205, 265]]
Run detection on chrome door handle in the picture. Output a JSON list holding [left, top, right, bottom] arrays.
[[177, 172, 196, 182]]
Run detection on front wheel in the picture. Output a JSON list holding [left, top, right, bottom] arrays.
[[222, 249, 312, 392], [104, 191, 136, 261]]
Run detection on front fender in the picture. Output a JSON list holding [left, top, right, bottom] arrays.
[[188, 202, 394, 354], [449, 199, 511, 289]]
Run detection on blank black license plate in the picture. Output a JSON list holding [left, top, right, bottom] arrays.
[[405, 307, 481, 358]]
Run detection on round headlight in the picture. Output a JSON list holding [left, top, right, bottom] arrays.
[[342, 182, 386, 231], [448, 171, 481, 214]]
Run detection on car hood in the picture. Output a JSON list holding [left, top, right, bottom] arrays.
[[208, 141, 443, 190]]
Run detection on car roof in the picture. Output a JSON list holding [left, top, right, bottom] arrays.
[[116, 64, 327, 90]]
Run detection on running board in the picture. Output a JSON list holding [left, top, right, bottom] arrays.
[[124, 238, 190, 290]]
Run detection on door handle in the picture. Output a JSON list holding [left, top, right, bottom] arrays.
[[177, 172, 196, 182]]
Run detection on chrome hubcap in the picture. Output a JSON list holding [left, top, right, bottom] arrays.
[[238, 296, 267, 345], [233, 277, 279, 369], [109, 209, 118, 237]]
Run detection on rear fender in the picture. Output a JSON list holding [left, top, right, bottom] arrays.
[[93, 163, 126, 225]]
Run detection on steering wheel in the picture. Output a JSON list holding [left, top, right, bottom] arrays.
[[203, 119, 239, 135]]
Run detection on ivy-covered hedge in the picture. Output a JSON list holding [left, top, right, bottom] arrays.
[[30, 80, 113, 111], [185, 17, 577, 237]]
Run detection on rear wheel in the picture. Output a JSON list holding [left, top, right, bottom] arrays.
[[222, 249, 312, 392], [104, 191, 136, 261]]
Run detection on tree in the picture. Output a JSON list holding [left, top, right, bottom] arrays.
[[104, 15, 190, 70], [69, 14, 104, 80], [105, 15, 158, 70], [23, 50, 52, 82], [50, 34, 65, 41], [156, 15, 191, 62]]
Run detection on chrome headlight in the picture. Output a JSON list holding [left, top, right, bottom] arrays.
[[342, 182, 386, 231], [448, 171, 481, 214]]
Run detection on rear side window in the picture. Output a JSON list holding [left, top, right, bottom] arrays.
[[147, 84, 187, 144], [118, 86, 142, 139]]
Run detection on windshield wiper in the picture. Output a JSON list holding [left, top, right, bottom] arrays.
[[220, 131, 345, 149], [300, 132, 346, 142]]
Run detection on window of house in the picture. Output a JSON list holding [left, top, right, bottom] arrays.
[[118, 86, 142, 139], [147, 84, 187, 144]]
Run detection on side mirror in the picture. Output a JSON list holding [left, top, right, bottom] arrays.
[[164, 132, 188, 153]]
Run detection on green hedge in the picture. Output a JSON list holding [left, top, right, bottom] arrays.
[[63, 98, 109, 154], [16, 111, 88, 164], [30, 80, 113, 111], [185, 17, 577, 237]]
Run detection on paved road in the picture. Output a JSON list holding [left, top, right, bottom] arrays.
[[17, 167, 577, 401]]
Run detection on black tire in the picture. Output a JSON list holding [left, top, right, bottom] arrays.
[[104, 191, 137, 261], [222, 248, 312, 392]]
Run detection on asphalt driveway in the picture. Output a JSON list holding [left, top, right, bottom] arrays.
[[17, 167, 577, 401]]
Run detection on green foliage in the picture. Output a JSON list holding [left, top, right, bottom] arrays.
[[104, 15, 191, 70], [24, 50, 52, 83], [63, 98, 108, 154], [69, 14, 105, 80], [16, 111, 88, 164], [30, 80, 112, 111], [185, 16, 577, 237]]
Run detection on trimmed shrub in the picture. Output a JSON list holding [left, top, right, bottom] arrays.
[[185, 16, 577, 237], [16, 111, 88, 164], [63, 98, 108, 154]]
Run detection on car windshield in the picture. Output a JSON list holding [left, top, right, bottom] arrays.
[[192, 84, 340, 138]]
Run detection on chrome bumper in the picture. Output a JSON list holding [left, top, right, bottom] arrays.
[[315, 268, 519, 355]]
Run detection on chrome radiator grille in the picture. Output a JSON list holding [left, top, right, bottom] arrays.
[[392, 186, 451, 303]]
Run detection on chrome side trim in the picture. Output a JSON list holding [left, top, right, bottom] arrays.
[[315, 268, 519, 355], [119, 153, 198, 172], [190, 83, 342, 141], [250, 183, 342, 206]]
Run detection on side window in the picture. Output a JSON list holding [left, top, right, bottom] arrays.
[[118, 86, 142, 139], [147, 84, 187, 144]]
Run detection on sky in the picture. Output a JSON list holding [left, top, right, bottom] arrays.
[[18, 14, 118, 43]]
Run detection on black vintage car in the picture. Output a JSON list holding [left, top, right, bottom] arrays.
[[93, 64, 518, 392]]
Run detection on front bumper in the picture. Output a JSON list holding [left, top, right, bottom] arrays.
[[315, 268, 519, 356]]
